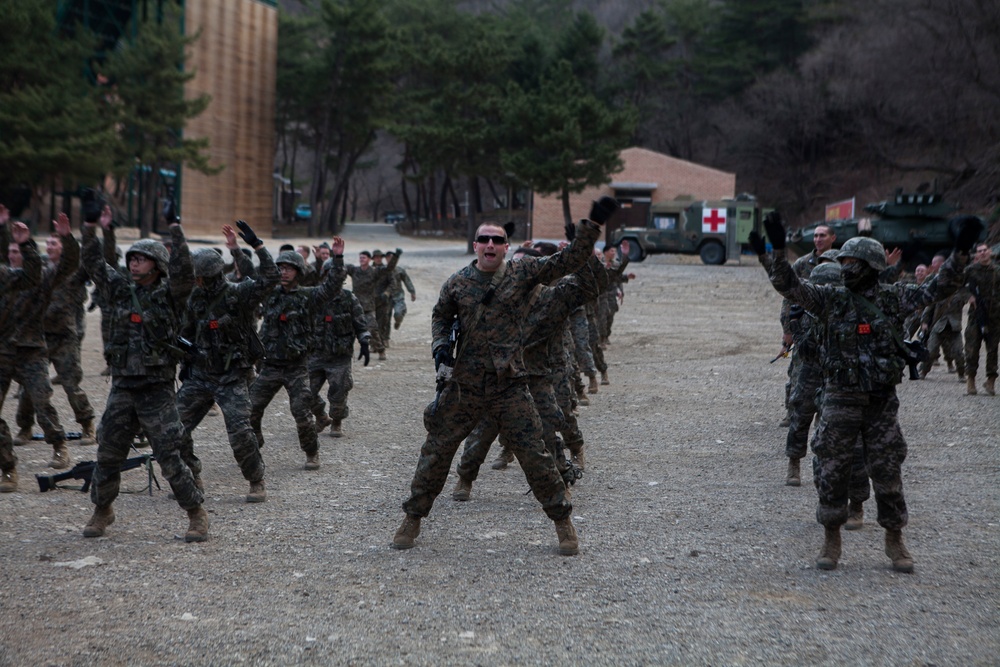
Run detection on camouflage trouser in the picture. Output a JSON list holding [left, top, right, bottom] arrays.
[[964, 318, 999, 378], [16, 333, 95, 429], [392, 293, 408, 326], [598, 292, 618, 340], [376, 296, 392, 346], [810, 388, 906, 530], [176, 372, 264, 483], [0, 350, 66, 469], [586, 304, 607, 374], [365, 311, 386, 354], [250, 361, 318, 456], [309, 356, 353, 421], [922, 323, 964, 376], [456, 376, 568, 482], [553, 364, 583, 454], [92, 381, 203, 510], [570, 307, 596, 377], [404, 375, 570, 521], [784, 349, 802, 412]]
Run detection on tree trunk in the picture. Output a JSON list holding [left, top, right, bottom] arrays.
[[560, 186, 573, 229], [466, 175, 481, 254]]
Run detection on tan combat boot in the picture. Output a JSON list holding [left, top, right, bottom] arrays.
[[816, 526, 842, 570], [392, 515, 421, 550], [786, 458, 801, 486], [304, 452, 320, 470], [600, 370, 610, 386], [577, 392, 589, 407], [568, 445, 586, 472], [246, 480, 267, 503], [329, 420, 343, 438], [451, 476, 473, 501], [555, 517, 579, 556], [378, 351, 387, 361], [845, 500, 864, 530], [13, 427, 32, 446], [49, 444, 71, 470], [491, 448, 514, 470], [185, 507, 210, 542], [967, 374, 978, 395], [83, 505, 115, 537], [885, 529, 914, 573], [0, 467, 18, 493], [79, 419, 97, 446], [985, 377, 996, 396], [315, 414, 333, 433], [587, 374, 599, 394]]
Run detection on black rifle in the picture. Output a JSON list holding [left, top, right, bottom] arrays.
[[36, 454, 154, 493], [431, 318, 460, 414], [970, 282, 988, 338]]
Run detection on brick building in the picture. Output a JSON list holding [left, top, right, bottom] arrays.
[[529, 146, 736, 242]]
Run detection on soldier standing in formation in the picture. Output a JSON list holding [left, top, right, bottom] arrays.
[[0, 208, 44, 492], [752, 212, 981, 572], [963, 242, 999, 395], [391, 197, 618, 556], [80, 205, 209, 542]]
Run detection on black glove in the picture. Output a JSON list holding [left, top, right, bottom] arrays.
[[748, 230, 767, 256], [763, 211, 786, 250], [394, 247, 403, 256], [162, 197, 178, 224], [952, 215, 984, 253], [358, 340, 370, 367], [434, 347, 452, 371], [589, 196, 620, 225], [236, 220, 261, 248], [564, 220, 576, 242], [81, 188, 103, 223], [788, 304, 804, 321]]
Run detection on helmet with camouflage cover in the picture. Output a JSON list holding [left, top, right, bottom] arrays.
[[192, 249, 226, 278], [125, 239, 169, 276], [276, 250, 307, 275], [809, 262, 843, 286], [819, 249, 840, 264], [836, 236, 886, 271]]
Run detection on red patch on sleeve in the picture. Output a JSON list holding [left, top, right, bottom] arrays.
[[279, 314, 288, 322], [130, 313, 142, 324], [857, 323, 871, 335], [209, 320, 219, 330]]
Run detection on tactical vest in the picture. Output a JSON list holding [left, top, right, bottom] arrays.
[[823, 287, 905, 391], [188, 284, 256, 373], [260, 287, 313, 362], [105, 281, 180, 380], [311, 290, 357, 358]]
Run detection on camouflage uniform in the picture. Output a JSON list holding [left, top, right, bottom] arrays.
[[0, 233, 43, 477], [389, 264, 416, 330], [308, 286, 369, 426], [249, 254, 346, 462], [767, 246, 966, 531], [344, 253, 398, 355], [919, 288, 968, 378], [176, 245, 278, 487], [964, 261, 1000, 381], [401, 220, 602, 523], [82, 224, 204, 512], [569, 306, 597, 382], [0, 227, 78, 467]]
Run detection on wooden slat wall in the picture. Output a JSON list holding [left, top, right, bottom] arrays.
[[181, 0, 277, 237]]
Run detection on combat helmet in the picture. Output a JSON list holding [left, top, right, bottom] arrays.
[[819, 249, 840, 264], [276, 250, 307, 275], [125, 239, 169, 276], [837, 236, 886, 271], [809, 262, 843, 286], [192, 249, 225, 278]]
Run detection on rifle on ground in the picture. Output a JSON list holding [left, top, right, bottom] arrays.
[[36, 454, 156, 493]]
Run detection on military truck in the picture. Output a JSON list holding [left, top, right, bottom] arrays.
[[607, 196, 771, 264], [787, 191, 983, 268]]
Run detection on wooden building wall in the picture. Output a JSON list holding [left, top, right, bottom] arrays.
[[181, 0, 277, 237]]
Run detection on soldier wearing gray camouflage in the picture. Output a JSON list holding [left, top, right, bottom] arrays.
[[0, 207, 45, 492], [344, 249, 399, 360], [249, 238, 348, 470], [308, 255, 370, 439], [176, 222, 278, 503], [385, 250, 416, 332], [753, 212, 981, 573], [391, 197, 619, 556], [0, 212, 77, 477], [80, 208, 209, 542], [919, 287, 968, 380]]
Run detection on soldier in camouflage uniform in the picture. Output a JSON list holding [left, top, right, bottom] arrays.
[[385, 250, 416, 332], [0, 212, 77, 477], [14, 226, 97, 446], [963, 243, 1000, 395], [80, 206, 209, 542], [370, 250, 394, 347], [569, 305, 597, 400], [753, 212, 980, 573], [918, 287, 968, 380], [309, 254, 370, 439], [249, 239, 348, 470], [0, 208, 44, 492], [176, 222, 277, 503], [391, 197, 618, 556], [344, 249, 399, 361]]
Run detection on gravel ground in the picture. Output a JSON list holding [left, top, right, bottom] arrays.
[[1, 223, 998, 666]]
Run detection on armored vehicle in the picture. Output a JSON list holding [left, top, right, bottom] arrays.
[[607, 196, 771, 264]]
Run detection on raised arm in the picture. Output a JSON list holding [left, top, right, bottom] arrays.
[[50, 213, 80, 288], [168, 223, 194, 305]]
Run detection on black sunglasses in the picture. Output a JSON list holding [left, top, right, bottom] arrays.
[[476, 235, 507, 245]]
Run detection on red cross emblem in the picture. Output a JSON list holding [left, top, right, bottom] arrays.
[[702, 208, 727, 233]]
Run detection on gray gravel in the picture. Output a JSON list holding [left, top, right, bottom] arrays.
[[1, 225, 998, 666]]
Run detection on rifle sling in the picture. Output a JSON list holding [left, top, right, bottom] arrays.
[[455, 260, 506, 364]]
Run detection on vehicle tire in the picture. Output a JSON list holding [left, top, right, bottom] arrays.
[[620, 238, 644, 262], [699, 241, 725, 265]]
